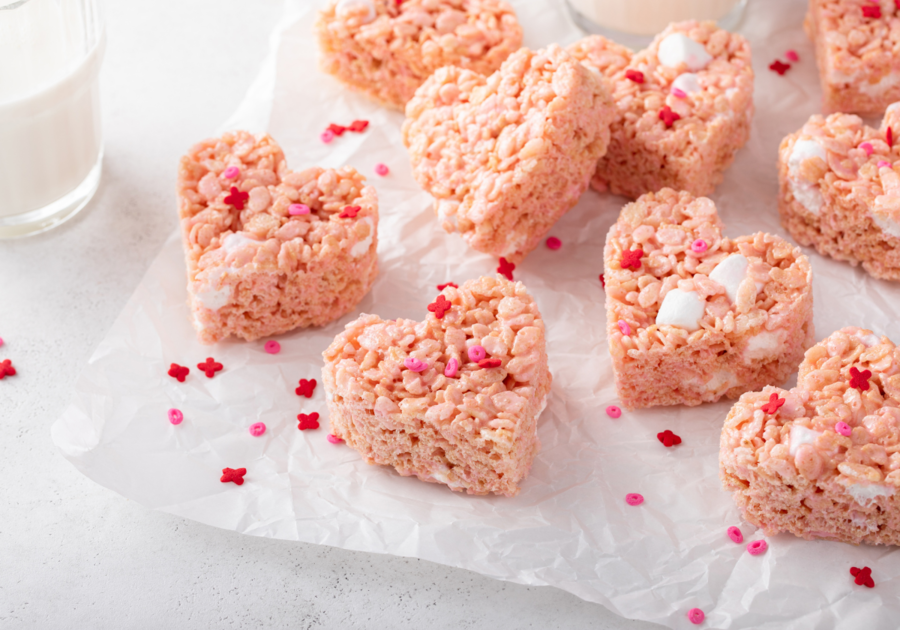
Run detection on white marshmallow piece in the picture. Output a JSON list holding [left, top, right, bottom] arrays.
[[656, 289, 705, 332], [789, 425, 821, 457], [658, 34, 712, 72], [709, 254, 750, 304], [336, 0, 376, 24], [788, 139, 827, 215], [672, 72, 702, 95]]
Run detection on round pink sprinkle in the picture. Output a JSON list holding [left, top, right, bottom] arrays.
[[168, 409, 183, 425], [617, 320, 631, 336], [625, 493, 644, 506], [289, 203, 310, 216], [687, 608, 705, 625], [835, 421, 852, 437], [249, 422, 266, 436], [727, 526, 744, 543], [546, 236, 562, 250], [747, 539, 768, 556], [264, 340, 281, 354], [691, 239, 708, 253], [374, 163, 389, 176], [0, 337, 4, 347], [606, 405, 622, 419], [444, 357, 459, 378], [467, 345, 486, 362], [404, 357, 428, 372], [321, 129, 335, 144], [327, 434, 343, 444], [785, 49, 799, 62], [878, 160, 892, 168], [860, 142, 874, 156], [223, 166, 240, 179], [671, 87, 687, 99]]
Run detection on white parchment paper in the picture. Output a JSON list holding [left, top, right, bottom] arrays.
[[53, 0, 900, 627]]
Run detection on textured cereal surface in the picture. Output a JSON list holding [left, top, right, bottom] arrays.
[[321, 275, 551, 497], [315, 0, 522, 110], [778, 103, 900, 280], [177, 131, 379, 344], [402, 44, 615, 262], [604, 189, 814, 410], [568, 21, 753, 199], [806, 0, 900, 115], [721, 327, 900, 545]]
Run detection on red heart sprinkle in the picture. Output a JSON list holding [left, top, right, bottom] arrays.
[[769, 60, 791, 75], [224, 186, 249, 210], [849, 367, 872, 391], [348, 119, 369, 133], [659, 105, 681, 128], [888, 127, 894, 148], [297, 412, 320, 431], [427, 294, 452, 319], [862, 5, 881, 18], [621, 249, 643, 270], [327, 123, 347, 136], [497, 257, 515, 281], [599, 273, 605, 287], [657, 430, 682, 447], [197, 357, 223, 378], [0, 359, 16, 379], [167, 363, 189, 382], [625, 69, 645, 84], [478, 358, 502, 368], [339, 205, 361, 218], [296, 378, 317, 398], [220, 467, 247, 485], [760, 392, 786, 414], [850, 566, 875, 588], [437, 282, 458, 290]]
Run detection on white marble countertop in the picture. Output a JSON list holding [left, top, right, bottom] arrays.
[[1, 1, 661, 627]]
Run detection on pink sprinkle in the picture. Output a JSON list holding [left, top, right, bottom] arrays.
[[289, 203, 310, 216], [671, 87, 687, 99], [404, 357, 428, 372], [785, 49, 799, 62], [444, 357, 459, 378], [546, 236, 562, 250], [878, 160, 892, 168], [617, 320, 631, 336], [249, 422, 266, 436], [625, 493, 644, 506], [264, 340, 281, 354], [835, 421, 852, 437], [327, 434, 343, 444], [0, 337, 4, 347], [747, 539, 768, 556], [168, 409, 183, 425], [467, 345, 486, 362], [223, 166, 240, 179], [321, 130, 335, 144], [606, 405, 622, 419], [691, 239, 708, 253], [374, 163, 389, 176], [687, 608, 705, 625], [860, 142, 874, 156], [727, 526, 744, 543]]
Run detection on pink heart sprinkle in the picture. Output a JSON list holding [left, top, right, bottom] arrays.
[[625, 493, 644, 506], [687, 608, 705, 625], [785, 49, 799, 62], [374, 163, 389, 176], [467, 345, 486, 362], [727, 526, 743, 543], [860, 142, 874, 156], [878, 160, 892, 168], [606, 405, 622, 419], [747, 539, 768, 556], [289, 203, 310, 216], [168, 408, 183, 425], [671, 87, 687, 99], [264, 340, 281, 354], [249, 422, 266, 436], [691, 239, 708, 253], [546, 236, 562, 250], [223, 166, 240, 179], [321, 130, 335, 144], [404, 357, 428, 372], [444, 357, 459, 378], [835, 421, 852, 437], [327, 434, 343, 444], [617, 320, 631, 336]]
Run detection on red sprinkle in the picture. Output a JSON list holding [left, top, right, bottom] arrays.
[[659, 105, 680, 128], [0, 359, 16, 379], [297, 412, 320, 430], [437, 282, 458, 290], [862, 4, 882, 18], [625, 69, 645, 84], [224, 186, 249, 210], [296, 378, 317, 398], [849, 367, 872, 391], [327, 123, 347, 136], [197, 357, 223, 378], [657, 430, 682, 447], [769, 60, 791, 75], [761, 392, 786, 414], [478, 358, 502, 368], [785, 49, 799, 62], [599, 273, 605, 288], [167, 363, 189, 382], [339, 205, 361, 219], [497, 257, 515, 281], [888, 127, 894, 148], [851, 566, 875, 588], [427, 294, 452, 319], [348, 119, 369, 133], [220, 467, 247, 485], [620, 248, 643, 270], [546, 236, 562, 250]]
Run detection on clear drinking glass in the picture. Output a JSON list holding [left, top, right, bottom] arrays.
[[0, 0, 104, 238], [566, 0, 748, 48]]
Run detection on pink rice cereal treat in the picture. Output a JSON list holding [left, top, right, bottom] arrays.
[[315, 0, 522, 110], [605, 189, 814, 410], [321, 275, 551, 497], [778, 104, 900, 280], [178, 131, 379, 344], [568, 21, 754, 200], [721, 327, 900, 545], [806, 0, 900, 115], [402, 45, 615, 262]]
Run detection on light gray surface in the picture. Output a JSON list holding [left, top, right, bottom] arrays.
[[0, 1, 662, 628]]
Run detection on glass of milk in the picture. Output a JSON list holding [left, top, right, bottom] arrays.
[[0, 0, 104, 238], [566, 0, 747, 47]]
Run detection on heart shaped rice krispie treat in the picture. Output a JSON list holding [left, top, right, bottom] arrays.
[[178, 131, 378, 344], [778, 104, 900, 281], [806, 0, 900, 115], [322, 275, 551, 497], [605, 189, 814, 410], [567, 21, 753, 200], [402, 44, 615, 262], [721, 327, 900, 545], [315, 0, 522, 110]]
